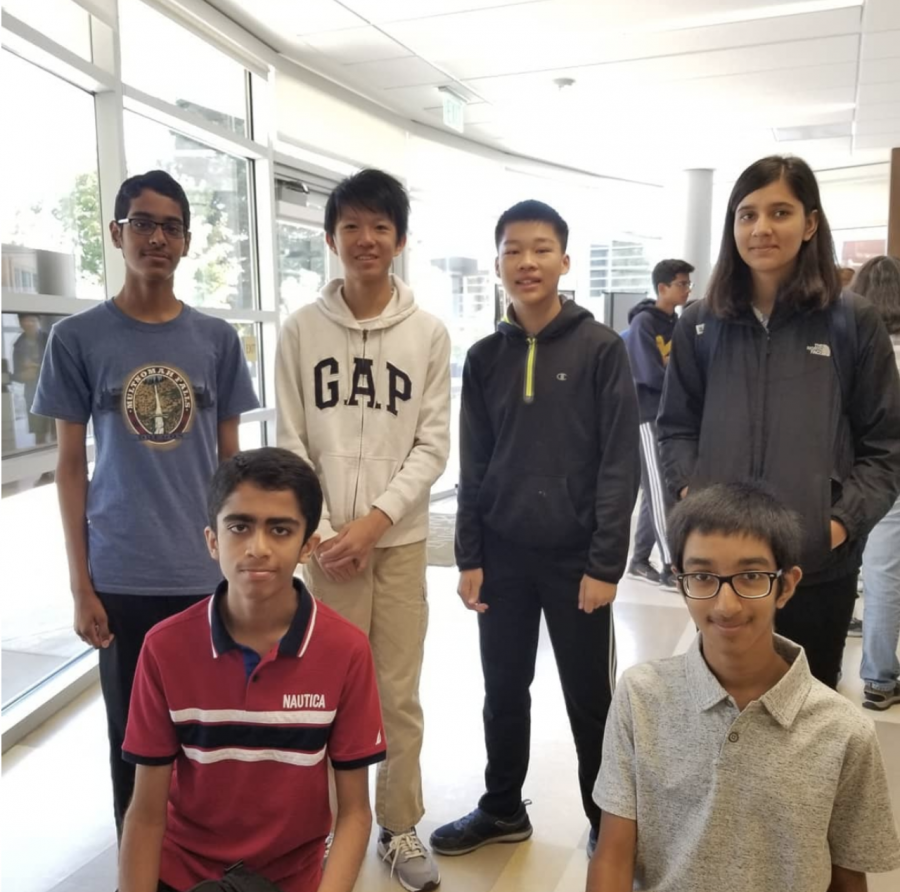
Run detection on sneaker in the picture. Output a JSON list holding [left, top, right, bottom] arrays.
[[627, 559, 660, 585], [378, 828, 441, 891], [429, 803, 533, 856], [659, 569, 678, 591], [863, 682, 900, 711], [847, 618, 863, 638], [586, 825, 599, 860]]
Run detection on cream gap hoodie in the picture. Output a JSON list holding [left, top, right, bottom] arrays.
[[275, 276, 451, 546]]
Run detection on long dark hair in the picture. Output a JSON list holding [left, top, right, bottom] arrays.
[[852, 255, 900, 335], [706, 156, 840, 318]]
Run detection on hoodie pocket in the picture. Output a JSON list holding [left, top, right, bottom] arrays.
[[317, 453, 359, 530], [480, 469, 592, 548]]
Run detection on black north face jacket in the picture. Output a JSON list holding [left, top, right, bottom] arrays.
[[455, 300, 640, 584], [658, 295, 900, 584]]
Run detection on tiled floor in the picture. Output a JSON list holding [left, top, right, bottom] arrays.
[[3, 565, 899, 892]]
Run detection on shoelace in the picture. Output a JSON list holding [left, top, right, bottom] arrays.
[[381, 831, 428, 876]]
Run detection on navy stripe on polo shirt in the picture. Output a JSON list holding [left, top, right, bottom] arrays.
[[122, 578, 386, 892]]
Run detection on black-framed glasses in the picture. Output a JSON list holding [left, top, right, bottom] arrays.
[[676, 570, 783, 600], [117, 217, 186, 239]]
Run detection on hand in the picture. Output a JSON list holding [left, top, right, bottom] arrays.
[[315, 544, 361, 583], [318, 510, 392, 575], [458, 568, 487, 613], [679, 486, 689, 500], [579, 576, 616, 613], [830, 519, 848, 550], [73, 588, 114, 649]]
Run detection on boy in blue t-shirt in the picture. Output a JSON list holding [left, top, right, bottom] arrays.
[[33, 170, 259, 837]]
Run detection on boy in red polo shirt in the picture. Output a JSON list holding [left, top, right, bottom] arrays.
[[119, 448, 385, 892]]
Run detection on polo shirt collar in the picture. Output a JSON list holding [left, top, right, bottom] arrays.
[[685, 633, 813, 728], [208, 577, 317, 660]]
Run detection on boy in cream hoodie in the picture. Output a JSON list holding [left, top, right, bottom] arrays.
[[276, 169, 450, 892]]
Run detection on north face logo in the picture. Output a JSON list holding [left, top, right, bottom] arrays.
[[807, 344, 832, 358]]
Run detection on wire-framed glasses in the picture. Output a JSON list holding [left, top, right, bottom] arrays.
[[117, 217, 186, 239]]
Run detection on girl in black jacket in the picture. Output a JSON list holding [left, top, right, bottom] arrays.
[[658, 155, 900, 688]]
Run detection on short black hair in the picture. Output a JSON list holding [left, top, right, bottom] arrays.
[[324, 168, 409, 243], [114, 170, 191, 231], [852, 255, 900, 335], [706, 155, 839, 318], [495, 200, 569, 252], [652, 259, 695, 295], [207, 448, 323, 543], [667, 482, 803, 572]]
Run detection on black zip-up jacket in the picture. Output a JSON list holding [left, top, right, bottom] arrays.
[[658, 296, 900, 584], [455, 300, 640, 583]]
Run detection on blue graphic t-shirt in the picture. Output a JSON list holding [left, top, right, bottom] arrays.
[[33, 300, 259, 596]]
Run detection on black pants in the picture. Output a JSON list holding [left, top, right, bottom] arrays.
[[477, 532, 615, 829], [637, 421, 674, 566], [631, 491, 656, 565], [98, 592, 208, 839], [775, 573, 858, 689]]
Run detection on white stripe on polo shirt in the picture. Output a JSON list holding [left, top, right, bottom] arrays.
[[170, 707, 337, 725], [182, 745, 327, 766]]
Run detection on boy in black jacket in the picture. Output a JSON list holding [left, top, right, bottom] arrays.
[[625, 259, 694, 589], [430, 200, 640, 858]]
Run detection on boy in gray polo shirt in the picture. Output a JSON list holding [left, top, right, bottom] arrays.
[[590, 482, 900, 892]]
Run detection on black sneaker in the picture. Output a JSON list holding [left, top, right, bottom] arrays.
[[430, 803, 532, 856], [659, 568, 678, 591], [627, 559, 661, 585], [586, 825, 599, 860]]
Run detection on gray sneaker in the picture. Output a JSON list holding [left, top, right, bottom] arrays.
[[847, 618, 863, 638], [378, 828, 441, 891], [863, 682, 900, 711]]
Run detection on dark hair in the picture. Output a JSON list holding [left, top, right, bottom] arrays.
[[667, 482, 803, 572], [852, 255, 900, 335], [324, 168, 409, 243], [494, 200, 569, 252], [652, 259, 695, 295], [114, 170, 191, 231], [706, 156, 839, 317], [207, 448, 323, 543]]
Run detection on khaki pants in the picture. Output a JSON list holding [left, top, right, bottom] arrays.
[[305, 540, 428, 832]]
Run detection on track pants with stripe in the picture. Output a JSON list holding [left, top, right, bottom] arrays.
[[638, 420, 674, 566], [477, 530, 616, 830]]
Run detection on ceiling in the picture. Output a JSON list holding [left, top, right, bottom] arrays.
[[207, 0, 900, 181]]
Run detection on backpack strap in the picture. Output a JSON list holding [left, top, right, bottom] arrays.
[[826, 294, 858, 409]]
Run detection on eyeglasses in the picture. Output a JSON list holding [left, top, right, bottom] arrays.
[[117, 217, 186, 239], [673, 280, 693, 291], [676, 570, 783, 600]]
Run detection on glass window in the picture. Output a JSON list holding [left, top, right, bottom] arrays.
[[119, 0, 248, 136], [277, 221, 327, 323], [1, 476, 90, 708], [1, 313, 65, 458], [124, 112, 254, 310], [833, 228, 887, 275], [1, 52, 104, 300], [231, 322, 262, 399], [3, 0, 92, 62], [239, 420, 265, 451]]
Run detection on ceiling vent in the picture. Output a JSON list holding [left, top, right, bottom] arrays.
[[773, 122, 853, 141]]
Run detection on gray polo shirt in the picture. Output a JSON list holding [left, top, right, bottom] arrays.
[[594, 634, 900, 890]]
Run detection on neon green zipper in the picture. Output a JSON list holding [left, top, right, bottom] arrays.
[[524, 337, 536, 403]]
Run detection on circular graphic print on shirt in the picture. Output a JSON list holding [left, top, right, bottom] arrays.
[[123, 364, 195, 447]]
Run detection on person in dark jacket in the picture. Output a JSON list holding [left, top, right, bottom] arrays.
[[430, 200, 640, 858], [658, 155, 900, 689], [625, 259, 694, 589]]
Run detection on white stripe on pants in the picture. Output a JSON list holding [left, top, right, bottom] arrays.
[[638, 420, 672, 565]]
